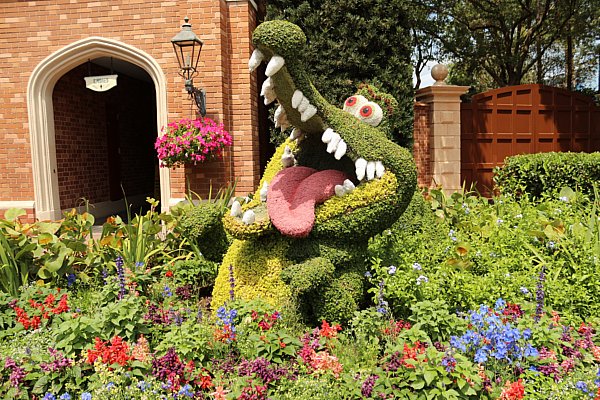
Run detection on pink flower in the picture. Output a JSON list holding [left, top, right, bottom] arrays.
[[155, 117, 232, 168]]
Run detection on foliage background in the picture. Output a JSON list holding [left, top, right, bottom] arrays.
[[264, 0, 415, 148]]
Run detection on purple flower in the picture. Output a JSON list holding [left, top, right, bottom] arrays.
[[4, 357, 26, 388], [228, 264, 235, 302], [535, 265, 546, 322], [116, 257, 126, 300], [361, 374, 379, 398], [441, 353, 457, 372], [376, 280, 388, 315]]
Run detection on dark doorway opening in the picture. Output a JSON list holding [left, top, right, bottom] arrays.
[[52, 58, 158, 222]]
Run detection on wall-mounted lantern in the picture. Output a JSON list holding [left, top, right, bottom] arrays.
[[171, 17, 206, 116]]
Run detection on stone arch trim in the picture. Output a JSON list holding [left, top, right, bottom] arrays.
[[27, 37, 170, 220]]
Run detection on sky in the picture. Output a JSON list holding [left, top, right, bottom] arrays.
[[413, 60, 438, 89]]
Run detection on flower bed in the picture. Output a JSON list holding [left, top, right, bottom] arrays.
[[0, 187, 598, 399]]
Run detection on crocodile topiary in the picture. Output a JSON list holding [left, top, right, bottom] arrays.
[[212, 20, 417, 323]]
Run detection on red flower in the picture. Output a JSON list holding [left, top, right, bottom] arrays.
[[52, 294, 69, 314], [165, 270, 174, 278], [198, 370, 213, 390], [86, 336, 132, 366], [319, 320, 341, 339], [499, 379, 525, 400]]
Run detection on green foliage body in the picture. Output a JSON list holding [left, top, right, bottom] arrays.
[[213, 20, 417, 324]]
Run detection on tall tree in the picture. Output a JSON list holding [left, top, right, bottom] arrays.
[[265, 0, 415, 147], [420, 0, 582, 87]]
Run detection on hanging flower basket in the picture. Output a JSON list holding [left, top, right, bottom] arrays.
[[155, 117, 233, 168]]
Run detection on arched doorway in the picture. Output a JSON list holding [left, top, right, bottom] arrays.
[[52, 59, 157, 219], [27, 37, 170, 220]]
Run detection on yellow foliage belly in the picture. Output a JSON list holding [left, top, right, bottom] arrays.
[[211, 238, 292, 309]]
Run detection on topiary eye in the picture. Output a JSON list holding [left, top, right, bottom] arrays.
[[359, 105, 373, 118], [345, 96, 357, 107]]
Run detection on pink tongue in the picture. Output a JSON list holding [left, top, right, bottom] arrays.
[[267, 166, 349, 238]]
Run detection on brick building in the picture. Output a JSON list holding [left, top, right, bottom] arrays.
[[0, 0, 267, 221]]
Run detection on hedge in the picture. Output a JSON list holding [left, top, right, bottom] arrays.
[[494, 152, 600, 198]]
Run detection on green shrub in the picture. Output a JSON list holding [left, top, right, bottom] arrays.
[[179, 203, 230, 262], [494, 152, 600, 198], [172, 258, 218, 293]]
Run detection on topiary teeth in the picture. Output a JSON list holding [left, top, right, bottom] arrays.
[[355, 158, 367, 181], [230, 200, 242, 217], [265, 55, 285, 77], [301, 104, 317, 122], [248, 49, 264, 72], [292, 90, 304, 108]]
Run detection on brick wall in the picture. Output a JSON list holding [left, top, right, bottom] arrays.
[[53, 63, 110, 209], [0, 0, 262, 217], [180, 0, 260, 198], [413, 102, 432, 188]]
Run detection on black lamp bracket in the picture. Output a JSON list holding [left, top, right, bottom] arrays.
[[185, 79, 206, 117]]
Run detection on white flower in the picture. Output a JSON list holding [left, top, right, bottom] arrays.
[[416, 275, 428, 285]]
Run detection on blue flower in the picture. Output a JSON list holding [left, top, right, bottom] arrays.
[[388, 265, 397, 275], [474, 349, 488, 363], [519, 286, 530, 295], [66, 273, 76, 287], [43, 394, 56, 400], [106, 382, 115, 390], [546, 241, 556, 249], [178, 384, 194, 398], [576, 381, 589, 393], [60, 394, 71, 400], [80, 394, 92, 400], [450, 336, 466, 352], [412, 262, 422, 271], [137, 380, 151, 391], [364, 271, 372, 278], [494, 298, 506, 311], [416, 275, 428, 285], [163, 285, 173, 297], [448, 229, 457, 241]]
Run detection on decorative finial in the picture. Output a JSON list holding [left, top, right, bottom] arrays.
[[431, 64, 449, 86]]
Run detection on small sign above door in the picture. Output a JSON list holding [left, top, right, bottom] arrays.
[[84, 74, 118, 92]]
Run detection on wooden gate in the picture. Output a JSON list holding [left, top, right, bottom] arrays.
[[460, 84, 600, 195]]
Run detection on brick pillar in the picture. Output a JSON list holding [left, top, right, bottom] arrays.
[[415, 74, 468, 193], [226, 0, 261, 195]]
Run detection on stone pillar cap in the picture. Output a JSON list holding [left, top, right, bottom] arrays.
[[431, 64, 448, 85]]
